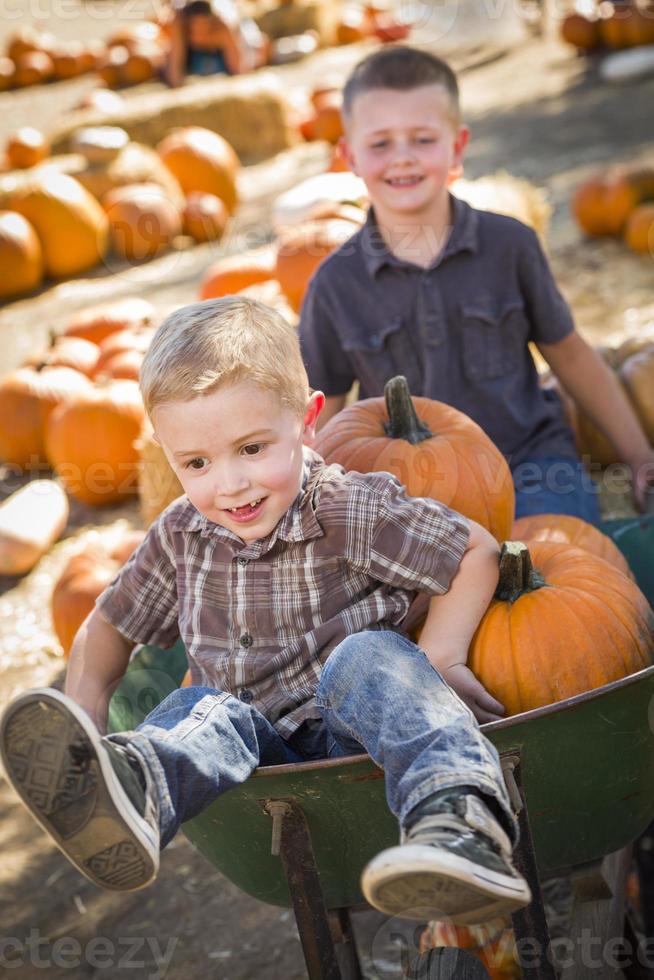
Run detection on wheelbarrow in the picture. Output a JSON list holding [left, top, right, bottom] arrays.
[[108, 514, 654, 979]]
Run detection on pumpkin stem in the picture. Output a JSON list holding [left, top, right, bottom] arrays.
[[383, 376, 433, 445], [495, 541, 547, 603]]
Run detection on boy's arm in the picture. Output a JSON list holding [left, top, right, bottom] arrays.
[[539, 331, 654, 509], [65, 608, 135, 734], [418, 521, 504, 724]]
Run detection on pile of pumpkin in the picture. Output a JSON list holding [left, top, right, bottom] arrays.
[[543, 326, 654, 467], [0, 124, 239, 302], [335, 2, 411, 45], [560, 0, 654, 53], [572, 163, 654, 254], [0, 21, 170, 93]]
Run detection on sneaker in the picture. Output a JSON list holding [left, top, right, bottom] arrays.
[[361, 787, 532, 923], [0, 688, 160, 891]]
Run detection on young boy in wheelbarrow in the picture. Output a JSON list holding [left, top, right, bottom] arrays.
[[0, 296, 531, 924]]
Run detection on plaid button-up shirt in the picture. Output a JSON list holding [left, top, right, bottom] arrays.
[[98, 450, 470, 737]]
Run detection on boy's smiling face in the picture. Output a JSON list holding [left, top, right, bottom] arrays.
[[151, 381, 323, 543], [342, 84, 469, 224]]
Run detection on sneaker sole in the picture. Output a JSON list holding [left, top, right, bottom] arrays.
[[0, 689, 159, 892], [361, 843, 532, 924]]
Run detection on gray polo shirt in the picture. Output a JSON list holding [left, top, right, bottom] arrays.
[[299, 196, 578, 468]]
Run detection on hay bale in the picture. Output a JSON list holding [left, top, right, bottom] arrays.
[[451, 172, 551, 244], [253, 0, 338, 44], [50, 72, 299, 165], [137, 423, 183, 526]]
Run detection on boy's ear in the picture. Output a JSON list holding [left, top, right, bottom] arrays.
[[339, 136, 357, 175], [447, 124, 470, 186], [303, 391, 325, 444]]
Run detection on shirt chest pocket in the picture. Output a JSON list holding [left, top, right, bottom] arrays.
[[340, 316, 422, 393], [461, 300, 526, 382]]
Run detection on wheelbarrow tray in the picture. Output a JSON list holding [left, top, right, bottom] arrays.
[[107, 515, 654, 910]]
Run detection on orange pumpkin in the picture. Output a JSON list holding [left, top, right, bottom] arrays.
[[97, 45, 130, 87], [50, 43, 87, 80], [466, 541, 652, 717], [52, 529, 145, 656], [6, 26, 52, 62], [275, 218, 355, 312], [571, 177, 612, 237], [13, 51, 54, 87], [312, 92, 344, 144], [0, 210, 43, 300], [560, 12, 601, 49], [315, 375, 515, 542], [45, 379, 146, 505], [9, 173, 109, 279], [108, 22, 163, 52], [5, 127, 49, 170], [63, 297, 155, 344], [619, 347, 654, 443], [602, 169, 654, 236], [93, 326, 154, 379], [0, 58, 15, 92], [103, 182, 181, 261], [156, 126, 240, 213], [624, 202, 654, 254], [182, 191, 229, 242], [199, 244, 277, 299], [24, 335, 100, 378], [0, 365, 92, 468], [512, 514, 632, 577]]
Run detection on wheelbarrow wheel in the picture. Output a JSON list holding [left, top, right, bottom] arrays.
[[407, 946, 491, 979]]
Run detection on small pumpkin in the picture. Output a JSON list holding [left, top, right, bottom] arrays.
[[97, 45, 129, 87], [275, 217, 355, 312], [199, 244, 277, 300], [5, 127, 50, 170], [50, 43, 87, 80], [45, 379, 146, 505], [62, 297, 154, 344], [0, 365, 92, 468], [560, 11, 601, 49], [93, 325, 154, 379], [466, 541, 652, 717], [51, 528, 145, 655], [182, 191, 229, 243], [24, 334, 100, 378], [624, 203, 654, 254], [0, 210, 43, 300], [6, 26, 52, 62], [571, 177, 612, 237], [315, 375, 515, 542], [512, 513, 632, 578], [13, 51, 54, 87], [9, 172, 109, 279], [602, 169, 654, 236], [156, 126, 240, 214], [103, 182, 181, 262], [0, 58, 15, 92]]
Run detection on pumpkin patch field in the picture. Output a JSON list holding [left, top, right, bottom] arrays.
[[0, 1, 654, 976]]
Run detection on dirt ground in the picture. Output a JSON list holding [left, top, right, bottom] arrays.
[[1, 0, 653, 976]]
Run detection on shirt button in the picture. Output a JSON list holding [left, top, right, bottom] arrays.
[[240, 633, 253, 648], [239, 689, 254, 703], [237, 557, 249, 566]]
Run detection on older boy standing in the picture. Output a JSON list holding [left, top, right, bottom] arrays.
[[299, 46, 654, 521], [1, 297, 530, 923]]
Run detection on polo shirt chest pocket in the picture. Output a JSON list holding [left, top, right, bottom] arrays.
[[461, 299, 525, 382], [340, 315, 422, 393]]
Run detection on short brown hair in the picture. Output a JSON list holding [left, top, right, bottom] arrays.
[[342, 46, 460, 123], [140, 296, 310, 418]]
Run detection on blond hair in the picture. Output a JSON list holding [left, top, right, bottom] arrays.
[[140, 297, 310, 417]]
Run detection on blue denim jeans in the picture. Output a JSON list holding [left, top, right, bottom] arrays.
[[512, 455, 601, 525], [107, 631, 515, 848]]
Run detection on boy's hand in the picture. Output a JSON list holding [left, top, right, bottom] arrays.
[[440, 663, 505, 724]]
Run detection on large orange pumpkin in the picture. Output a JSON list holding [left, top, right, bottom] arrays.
[[198, 244, 277, 300], [0, 366, 92, 468], [62, 297, 155, 344], [315, 376, 515, 542], [0, 210, 43, 300], [512, 513, 632, 578], [156, 126, 240, 213], [275, 217, 355, 313], [45, 379, 146, 505], [103, 182, 181, 262], [51, 529, 145, 656], [467, 540, 652, 717], [9, 173, 109, 279], [182, 191, 228, 243]]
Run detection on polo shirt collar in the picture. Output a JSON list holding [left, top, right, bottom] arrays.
[[361, 194, 479, 278], [172, 447, 325, 557]]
